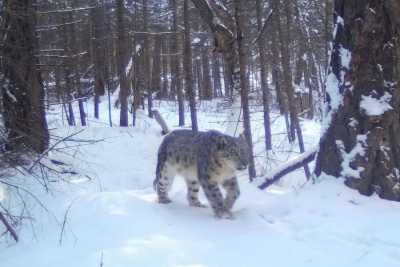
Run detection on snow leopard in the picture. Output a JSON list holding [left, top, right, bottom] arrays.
[[153, 129, 249, 218]]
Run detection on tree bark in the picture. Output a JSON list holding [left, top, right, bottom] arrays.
[[256, 0, 272, 151], [170, 0, 184, 125], [143, 0, 153, 119], [234, 0, 256, 180], [2, 0, 49, 153], [211, 56, 222, 97], [201, 48, 212, 100], [315, 0, 400, 201], [152, 35, 162, 99], [91, 0, 106, 120], [116, 0, 129, 126], [184, 0, 198, 131]]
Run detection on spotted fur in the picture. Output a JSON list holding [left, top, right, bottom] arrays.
[[153, 129, 249, 218]]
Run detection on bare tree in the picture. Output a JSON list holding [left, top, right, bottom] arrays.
[[91, 0, 106, 120], [116, 0, 130, 126], [184, 0, 198, 131], [1, 0, 49, 153], [255, 0, 272, 151]]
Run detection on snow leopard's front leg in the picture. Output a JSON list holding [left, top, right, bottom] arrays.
[[197, 159, 231, 218], [222, 177, 240, 211]]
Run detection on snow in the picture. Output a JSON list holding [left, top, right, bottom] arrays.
[[0, 184, 5, 202], [125, 58, 133, 75], [322, 71, 341, 133], [360, 93, 392, 116], [1, 99, 400, 267], [193, 37, 201, 44], [337, 135, 367, 179]]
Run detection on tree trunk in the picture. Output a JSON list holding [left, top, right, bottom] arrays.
[[315, 0, 400, 200], [270, 4, 291, 141], [170, 0, 184, 125], [191, 0, 257, 180], [91, 0, 106, 120], [256, 0, 272, 151], [211, 56, 222, 97], [2, 0, 49, 153], [275, 0, 311, 179], [152, 35, 162, 99], [234, 0, 256, 180], [116, 0, 129, 126], [67, 9, 86, 126], [161, 38, 169, 98], [184, 0, 198, 131], [201, 48, 212, 100], [143, 0, 153, 119]]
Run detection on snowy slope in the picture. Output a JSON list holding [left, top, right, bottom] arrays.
[[1, 100, 400, 267]]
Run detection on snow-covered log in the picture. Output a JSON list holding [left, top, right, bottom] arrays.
[[152, 110, 170, 135]]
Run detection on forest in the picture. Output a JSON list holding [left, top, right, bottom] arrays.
[[0, 0, 400, 266]]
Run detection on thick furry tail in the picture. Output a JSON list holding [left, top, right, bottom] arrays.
[[153, 151, 166, 191]]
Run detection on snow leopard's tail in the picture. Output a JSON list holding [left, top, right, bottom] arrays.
[[153, 148, 167, 191]]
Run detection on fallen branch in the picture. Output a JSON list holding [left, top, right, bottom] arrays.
[[152, 110, 170, 135], [259, 148, 317, 190], [0, 212, 18, 242], [28, 129, 85, 172]]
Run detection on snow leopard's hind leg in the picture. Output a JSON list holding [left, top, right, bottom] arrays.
[[185, 180, 206, 207]]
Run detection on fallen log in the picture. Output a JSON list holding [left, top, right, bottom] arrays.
[[258, 148, 317, 190], [152, 109, 170, 135]]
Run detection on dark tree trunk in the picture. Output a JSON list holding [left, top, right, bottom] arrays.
[[152, 35, 162, 99], [315, 0, 400, 200], [116, 0, 129, 126], [170, 0, 184, 125], [184, 0, 198, 131], [2, 0, 49, 153], [256, 0, 272, 151], [270, 5, 291, 141], [201, 48, 212, 100], [91, 0, 106, 120], [161, 38, 169, 98], [195, 57, 203, 99], [234, 0, 256, 180], [275, 0, 311, 179], [222, 58, 233, 98], [211, 56, 222, 97], [60, 12, 76, 127], [143, 0, 153, 118]]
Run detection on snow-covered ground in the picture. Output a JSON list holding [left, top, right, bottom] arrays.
[[1, 98, 400, 267]]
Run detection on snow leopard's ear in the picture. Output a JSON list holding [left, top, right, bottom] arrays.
[[216, 135, 228, 150]]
